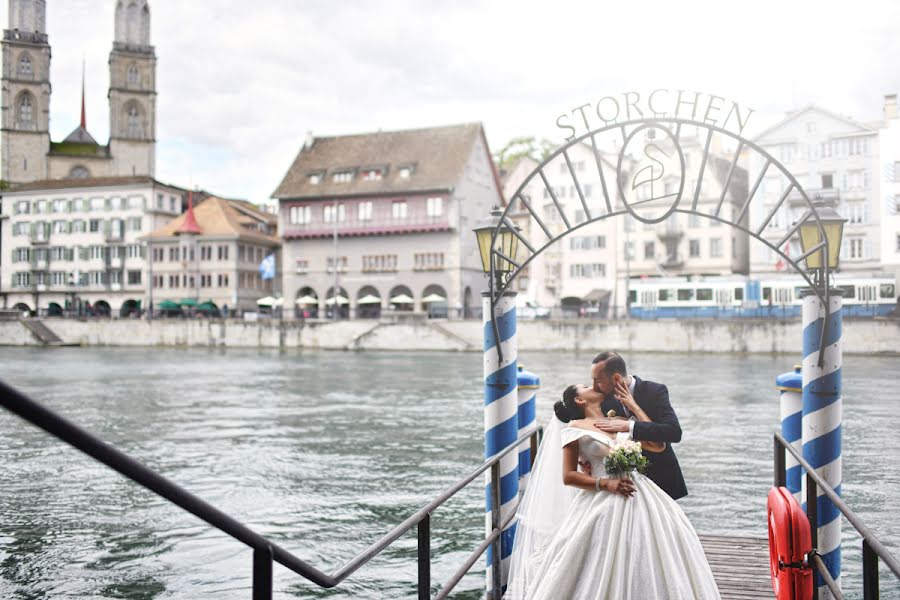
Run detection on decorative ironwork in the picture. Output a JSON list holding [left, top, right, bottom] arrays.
[[487, 117, 837, 365]]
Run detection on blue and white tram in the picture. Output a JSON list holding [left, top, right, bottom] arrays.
[[628, 275, 897, 319]]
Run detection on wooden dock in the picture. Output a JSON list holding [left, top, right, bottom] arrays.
[[699, 534, 772, 600]]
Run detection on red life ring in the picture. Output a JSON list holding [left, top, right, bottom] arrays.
[[767, 486, 813, 600]]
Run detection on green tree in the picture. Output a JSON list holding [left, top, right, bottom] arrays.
[[494, 136, 558, 170]]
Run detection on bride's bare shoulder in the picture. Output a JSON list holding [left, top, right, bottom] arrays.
[[567, 419, 592, 430]]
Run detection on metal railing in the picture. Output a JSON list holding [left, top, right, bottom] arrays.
[[774, 431, 900, 599], [0, 379, 540, 600]]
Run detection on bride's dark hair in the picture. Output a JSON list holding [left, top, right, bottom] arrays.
[[553, 385, 585, 423]]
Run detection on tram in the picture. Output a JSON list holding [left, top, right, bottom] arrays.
[[627, 275, 897, 319]]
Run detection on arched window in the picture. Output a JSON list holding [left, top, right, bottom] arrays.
[[125, 103, 142, 138], [70, 166, 90, 179], [127, 64, 139, 86], [18, 53, 32, 78], [17, 92, 34, 127]]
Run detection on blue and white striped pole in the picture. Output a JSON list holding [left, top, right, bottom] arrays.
[[483, 291, 519, 596], [801, 288, 844, 598], [776, 365, 803, 502], [516, 365, 540, 494]]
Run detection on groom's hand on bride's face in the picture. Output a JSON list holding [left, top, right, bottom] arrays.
[[593, 418, 630, 433]]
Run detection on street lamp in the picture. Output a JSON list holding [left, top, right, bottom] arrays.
[[797, 200, 847, 287], [473, 206, 520, 292]]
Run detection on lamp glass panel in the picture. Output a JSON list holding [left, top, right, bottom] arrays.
[[475, 228, 492, 273], [825, 222, 844, 268], [798, 220, 823, 269]]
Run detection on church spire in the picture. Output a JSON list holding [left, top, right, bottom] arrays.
[[176, 189, 202, 235], [80, 56, 86, 129]]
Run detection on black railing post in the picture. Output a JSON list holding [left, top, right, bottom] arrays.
[[774, 434, 786, 488], [253, 544, 273, 600], [863, 539, 879, 600], [806, 470, 818, 555], [490, 462, 501, 600], [530, 430, 539, 469], [418, 513, 431, 600]]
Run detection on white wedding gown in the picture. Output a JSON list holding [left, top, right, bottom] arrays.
[[506, 425, 721, 600]]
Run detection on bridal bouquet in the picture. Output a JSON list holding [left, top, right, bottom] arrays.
[[604, 439, 649, 479]]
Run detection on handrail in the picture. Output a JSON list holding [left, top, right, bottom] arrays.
[[774, 430, 900, 598], [0, 379, 540, 598]]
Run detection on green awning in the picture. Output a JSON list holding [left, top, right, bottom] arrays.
[[158, 300, 181, 310], [197, 301, 218, 312], [179, 298, 199, 307]]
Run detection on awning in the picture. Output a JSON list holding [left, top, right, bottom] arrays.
[[357, 294, 382, 305], [390, 294, 415, 304], [158, 300, 181, 311], [295, 295, 318, 305], [325, 296, 349, 306], [583, 289, 611, 302], [197, 301, 218, 312], [179, 298, 198, 307], [422, 293, 447, 303], [273, 297, 285, 307], [257, 296, 277, 306]]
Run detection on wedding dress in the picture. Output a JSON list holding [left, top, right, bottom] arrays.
[[506, 419, 720, 600]]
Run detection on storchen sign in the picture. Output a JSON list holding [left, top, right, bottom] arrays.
[[556, 90, 754, 141]]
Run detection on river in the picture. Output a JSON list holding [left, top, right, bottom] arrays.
[[0, 348, 897, 599]]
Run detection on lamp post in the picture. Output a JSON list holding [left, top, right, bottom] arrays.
[[797, 199, 847, 599], [473, 207, 520, 598]]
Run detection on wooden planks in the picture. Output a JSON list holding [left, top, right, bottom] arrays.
[[699, 534, 773, 600]]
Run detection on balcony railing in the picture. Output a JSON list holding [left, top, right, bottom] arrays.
[[4, 29, 48, 44], [789, 187, 841, 206], [284, 215, 451, 239]]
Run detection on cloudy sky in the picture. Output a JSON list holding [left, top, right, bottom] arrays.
[[11, 0, 900, 203]]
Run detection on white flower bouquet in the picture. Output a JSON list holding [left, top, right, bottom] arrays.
[[603, 439, 649, 479]]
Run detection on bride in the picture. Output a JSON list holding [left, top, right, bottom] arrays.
[[505, 383, 720, 600]]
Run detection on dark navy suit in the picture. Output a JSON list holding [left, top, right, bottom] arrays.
[[600, 375, 688, 500]]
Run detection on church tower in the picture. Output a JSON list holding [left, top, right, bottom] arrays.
[[108, 0, 155, 176], [1, 0, 51, 183]]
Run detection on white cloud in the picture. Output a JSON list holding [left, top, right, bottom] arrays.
[[5, 0, 899, 201]]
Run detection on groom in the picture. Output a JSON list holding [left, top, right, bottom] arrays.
[[589, 351, 688, 501]]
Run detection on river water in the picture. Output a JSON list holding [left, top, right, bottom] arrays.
[[0, 348, 897, 599]]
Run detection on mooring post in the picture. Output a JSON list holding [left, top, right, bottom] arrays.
[[800, 288, 844, 598], [482, 291, 518, 597], [516, 365, 539, 495], [776, 364, 803, 502]]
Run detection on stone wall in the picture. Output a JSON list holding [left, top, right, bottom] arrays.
[[1, 317, 898, 355]]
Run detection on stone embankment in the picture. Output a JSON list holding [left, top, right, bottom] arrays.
[[2, 317, 898, 354]]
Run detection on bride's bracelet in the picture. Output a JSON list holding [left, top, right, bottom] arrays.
[[594, 477, 603, 492]]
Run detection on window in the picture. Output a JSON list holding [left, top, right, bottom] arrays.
[[308, 173, 322, 185], [658, 289, 673, 301], [696, 288, 713, 301], [18, 53, 32, 77], [169, 247, 179, 261], [14, 200, 31, 215], [847, 202, 868, 225], [896, 234, 900, 253], [217, 245, 229, 260], [201, 246, 212, 260], [169, 196, 178, 212], [821, 174, 833, 189], [217, 274, 230, 287], [295, 259, 309, 274], [326, 256, 348, 273], [53, 199, 68, 213], [392, 201, 408, 219], [361, 168, 383, 181], [14, 272, 31, 288], [677, 288, 694, 301], [362, 254, 398, 272], [128, 196, 144, 209], [17, 92, 34, 125], [333, 170, 354, 183], [323, 204, 346, 223], [426, 197, 443, 217], [710, 238, 723, 258], [127, 216, 142, 231], [849, 238, 864, 259], [398, 165, 414, 178], [358, 201, 373, 221], [881, 284, 896, 299], [689, 239, 700, 257], [127, 64, 140, 86], [414, 253, 445, 270], [109, 270, 122, 285], [289, 205, 311, 224], [126, 103, 142, 138], [570, 235, 606, 250], [583, 183, 592, 198], [126, 244, 143, 259], [644, 242, 655, 260], [569, 263, 606, 278], [52, 220, 68, 234], [90, 197, 105, 210], [624, 241, 635, 259], [13, 248, 30, 262], [70, 166, 90, 179]]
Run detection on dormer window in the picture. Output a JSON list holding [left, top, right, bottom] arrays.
[[333, 170, 354, 183], [361, 168, 384, 181], [308, 171, 324, 185], [398, 165, 415, 179]]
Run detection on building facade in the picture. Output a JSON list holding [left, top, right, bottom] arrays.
[[750, 105, 882, 275], [878, 95, 900, 286], [273, 123, 503, 319], [144, 196, 280, 314], [0, 176, 185, 316], [1, 0, 156, 184]]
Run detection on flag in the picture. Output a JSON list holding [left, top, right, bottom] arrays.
[[774, 243, 789, 272], [259, 254, 276, 280]]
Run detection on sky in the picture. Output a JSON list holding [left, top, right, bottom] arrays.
[[9, 0, 900, 204]]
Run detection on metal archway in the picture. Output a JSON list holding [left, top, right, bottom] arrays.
[[487, 116, 836, 364]]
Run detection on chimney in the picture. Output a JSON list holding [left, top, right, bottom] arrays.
[[885, 94, 898, 120], [303, 130, 315, 150]]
